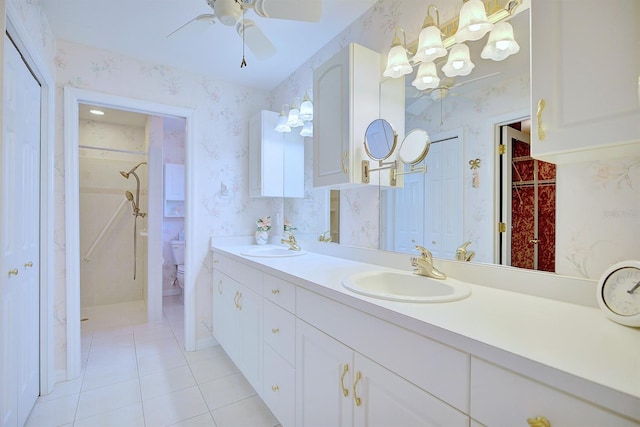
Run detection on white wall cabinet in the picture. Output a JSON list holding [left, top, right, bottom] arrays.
[[249, 110, 304, 198], [530, 0, 640, 164], [313, 43, 381, 188], [164, 163, 184, 217]]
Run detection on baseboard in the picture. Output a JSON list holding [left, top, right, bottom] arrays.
[[195, 336, 218, 350]]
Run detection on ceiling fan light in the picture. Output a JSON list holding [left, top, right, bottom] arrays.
[[275, 105, 291, 133], [300, 121, 313, 137], [215, 0, 242, 26], [384, 45, 412, 78], [413, 25, 447, 64], [455, 0, 494, 43], [442, 43, 474, 77], [412, 62, 440, 90], [299, 91, 313, 121], [481, 21, 520, 61]]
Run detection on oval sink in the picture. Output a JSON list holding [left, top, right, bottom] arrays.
[[241, 245, 307, 258], [342, 270, 471, 303]]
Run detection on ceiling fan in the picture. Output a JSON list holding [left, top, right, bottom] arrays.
[[406, 72, 501, 116], [168, 0, 322, 64]]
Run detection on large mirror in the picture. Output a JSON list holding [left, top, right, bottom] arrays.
[[339, 9, 549, 271]]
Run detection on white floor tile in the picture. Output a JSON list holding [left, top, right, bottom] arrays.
[[168, 412, 217, 427], [75, 379, 141, 421], [140, 364, 197, 401], [142, 385, 209, 426], [37, 377, 82, 402], [73, 402, 145, 427], [190, 354, 239, 385], [24, 394, 78, 427], [210, 395, 278, 427], [200, 372, 256, 411]]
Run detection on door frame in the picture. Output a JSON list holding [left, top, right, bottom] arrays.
[[5, 4, 56, 394], [64, 88, 197, 379], [492, 109, 531, 264]]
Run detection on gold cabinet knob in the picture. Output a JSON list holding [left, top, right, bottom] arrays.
[[271, 385, 279, 392], [24, 261, 33, 268], [271, 289, 280, 294], [271, 328, 280, 334], [8, 268, 19, 276], [527, 416, 551, 427]]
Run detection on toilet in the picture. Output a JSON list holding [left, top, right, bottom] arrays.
[[170, 240, 185, 294]]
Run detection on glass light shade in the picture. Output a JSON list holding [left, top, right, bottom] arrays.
[[299, 93, 313, 121], [455, 0, 494, 43], [411, 62, 440, 90], [413, 25, 447, 64], [481, 22, 520, 61], [275, 106, 291, 133], [300, 121, 313, 137], [287, 98, 303, 127], [442, 43, 475, 77], [383, 45, 412, 78]]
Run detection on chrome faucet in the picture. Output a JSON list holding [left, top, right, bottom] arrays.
[[318, 231, 332, 242], [281, 233, 301, 251], [455, 241, 476, 262], [411, 245, 446, 279]]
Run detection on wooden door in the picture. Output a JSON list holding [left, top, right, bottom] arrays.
[[1, 33, 41, 426]]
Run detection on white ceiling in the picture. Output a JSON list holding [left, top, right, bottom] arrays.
[[40, 0, 378, 90]]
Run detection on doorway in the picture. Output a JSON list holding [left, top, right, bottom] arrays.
[[64, 88, 196, 379], [498, 120, 556, 271]]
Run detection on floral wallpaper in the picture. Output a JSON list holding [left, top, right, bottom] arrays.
[[6, 0, 640, 384]]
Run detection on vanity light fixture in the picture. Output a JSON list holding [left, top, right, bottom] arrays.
[[275, 104, 291, 133], [383, 0, 522, 88]]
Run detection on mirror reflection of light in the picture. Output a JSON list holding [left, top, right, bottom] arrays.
[[89, 109, 104, 116]]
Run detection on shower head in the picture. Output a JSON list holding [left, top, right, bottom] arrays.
[[125, 191, 134, 201], [119, 162, 147, 179]]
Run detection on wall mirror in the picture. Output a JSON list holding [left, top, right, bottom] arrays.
[[334, 8, 548, 272]]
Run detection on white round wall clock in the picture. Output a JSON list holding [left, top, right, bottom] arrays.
[[596, 260, 640, 327]]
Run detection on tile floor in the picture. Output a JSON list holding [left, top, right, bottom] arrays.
[[26, 296, 280, 427]]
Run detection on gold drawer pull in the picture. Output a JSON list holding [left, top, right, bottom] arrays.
[[353, 371, 362, 407], [236, 292, 242, 310], [271, 289, 280, 294], [8, 268, 18, 276], [271, 328, 280, 334], [340, 364, 349, 397], [536, 98, 546, 141], [341, 151, 348, 174], [217, 280, 222, 295], [527, 417, 551, 427], [24, 261, 33, 268], [233, 291, 239, 309], [271, 385, 279, 392]]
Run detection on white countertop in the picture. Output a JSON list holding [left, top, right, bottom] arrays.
[[212, 243, 640, 420]]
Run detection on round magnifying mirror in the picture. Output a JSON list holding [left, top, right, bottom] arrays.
[[363, 119, 397, 161], [398, 128, 430, 165]]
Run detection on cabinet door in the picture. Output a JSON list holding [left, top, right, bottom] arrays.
[[531, 0, 640, 163], [313, 46, 350, 187], [212, 271, 239, 357], [296, 321, 353, 427], [353, 354, 468, 427], [164, 163, 184, 200], [236, 285, 262, 393]]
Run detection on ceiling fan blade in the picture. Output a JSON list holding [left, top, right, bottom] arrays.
[[253, 0, 321, 22], [237, 19, 277, 60], [167, 13, 216, 38]]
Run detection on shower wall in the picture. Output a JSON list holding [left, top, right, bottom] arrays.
[[161, 117, 186, 296], [79, 119, 148, 307]]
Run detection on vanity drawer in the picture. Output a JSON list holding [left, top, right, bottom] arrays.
[[263, 344, 295, 427], [263, 300, 296, 366], [215, 254, 263, 295], [470, 357, 638, 427], [263, 274, 296, 313]]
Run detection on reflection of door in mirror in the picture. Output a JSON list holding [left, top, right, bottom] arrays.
[[499, 121, 556, 272], [389, 133, 463, 257]]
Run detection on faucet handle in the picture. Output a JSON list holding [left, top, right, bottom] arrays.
[[414, 245, 432, 259]]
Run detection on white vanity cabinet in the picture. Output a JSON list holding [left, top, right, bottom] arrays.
[[530, 0, 640, 164], [313, 43, 381, 188], [211, 254, 263, 394], [296, 320, 468, 427], [470, 357, 639, 427], [249, 110, 304, 198]]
